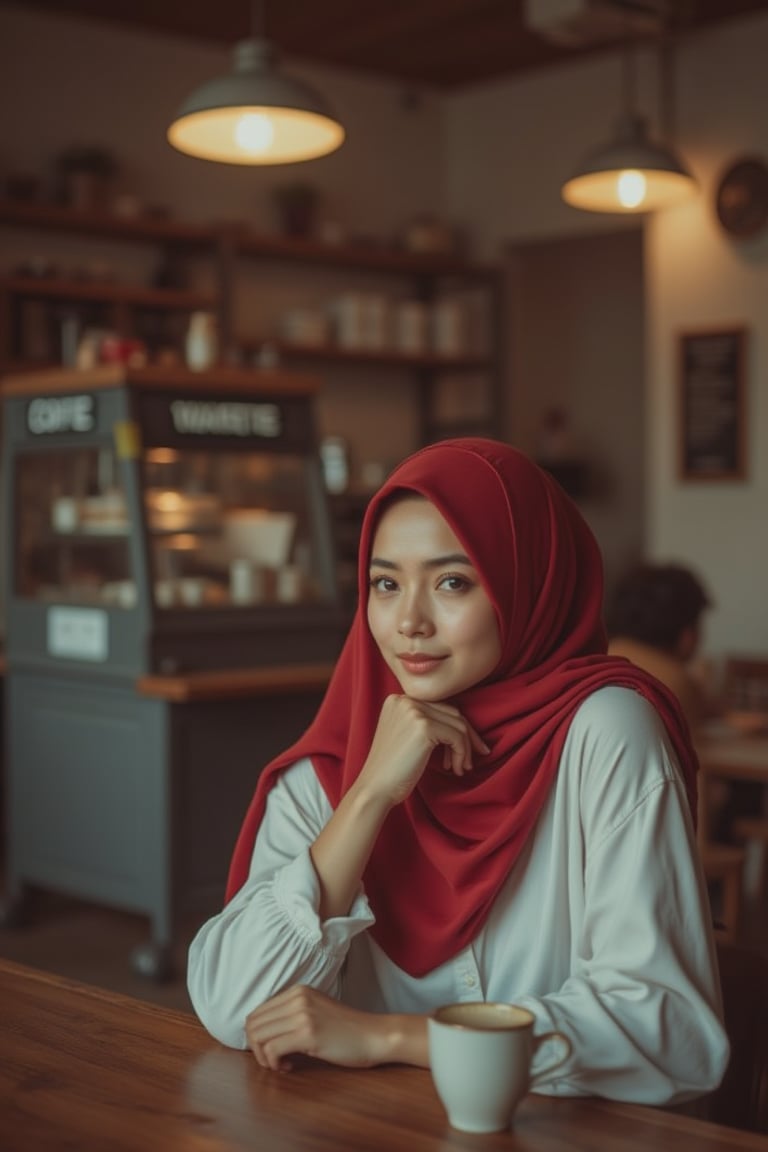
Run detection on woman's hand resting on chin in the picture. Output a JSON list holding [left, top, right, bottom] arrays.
[[354, 694, 490, 809]]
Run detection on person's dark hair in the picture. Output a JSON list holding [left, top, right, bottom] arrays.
[[606, 563, 711, 653]]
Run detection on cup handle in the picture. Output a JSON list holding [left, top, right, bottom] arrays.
[[530, 1030, 572, 1087]]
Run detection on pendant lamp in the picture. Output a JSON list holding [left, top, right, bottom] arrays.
[[561, 41, 696, 214], [167, 4, 345, 165]]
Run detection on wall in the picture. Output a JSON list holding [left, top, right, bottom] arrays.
[[443, 12, 768, 657], [506, 229, 645, 592]]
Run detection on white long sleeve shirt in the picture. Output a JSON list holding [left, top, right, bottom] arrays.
[[187, 686, 729, 1104]]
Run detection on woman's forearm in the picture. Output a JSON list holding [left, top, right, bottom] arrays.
[[310, 781, 392, 920]]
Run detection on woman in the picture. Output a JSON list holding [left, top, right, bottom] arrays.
[[188, 438, 728, 1104]]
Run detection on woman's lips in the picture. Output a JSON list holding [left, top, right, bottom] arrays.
[[397, 653, 447, 675]]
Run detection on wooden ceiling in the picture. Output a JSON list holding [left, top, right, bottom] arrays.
[[11, 0, 768, 89]]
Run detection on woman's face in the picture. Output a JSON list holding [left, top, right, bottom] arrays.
[[367, 496, 501, 701]]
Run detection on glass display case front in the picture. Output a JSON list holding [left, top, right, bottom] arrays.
[[143, 445, 330, 612], [15, 443, 334, 614], [15, 444, 133, 609]]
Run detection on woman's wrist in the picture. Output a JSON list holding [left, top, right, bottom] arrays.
[[368, 1012, 429, 1067], [345, 775, 397, 822]]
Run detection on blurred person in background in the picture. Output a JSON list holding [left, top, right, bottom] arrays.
[[606, 562, 714, 733]]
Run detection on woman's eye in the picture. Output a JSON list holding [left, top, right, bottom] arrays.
[[369, 574, 398, 593], [438, 574, 471, 592]]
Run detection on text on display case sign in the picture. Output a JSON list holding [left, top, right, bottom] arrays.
[[27, 395, 96, 435], [170, 400, 281, 438]]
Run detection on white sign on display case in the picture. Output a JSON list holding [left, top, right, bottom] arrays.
[[47, 606, 109, 661]]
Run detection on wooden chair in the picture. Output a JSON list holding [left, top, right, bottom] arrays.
[[720, 656, 768, 914], [699, 842, 745, 944], [696, 769, 746, 943], [731, 816, 768, 911], [722, 656, 768, 716], [702, 940, 768, 1133]]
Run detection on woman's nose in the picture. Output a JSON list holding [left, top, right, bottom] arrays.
[[398, 590, 434, 637]]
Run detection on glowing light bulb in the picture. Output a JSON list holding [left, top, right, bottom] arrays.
[[617, 169, 647, 209], [235, 112, 275, 154]]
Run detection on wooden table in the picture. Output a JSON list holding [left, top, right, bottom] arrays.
[[696, 723, 768, 835], [0, 960, 764, 1152]]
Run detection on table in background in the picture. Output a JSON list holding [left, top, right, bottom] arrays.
[[696, 723, 768, 837], [0, 959, 763, 1152]]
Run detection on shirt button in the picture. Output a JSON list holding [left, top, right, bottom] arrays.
[[464, 974, 477, 988]]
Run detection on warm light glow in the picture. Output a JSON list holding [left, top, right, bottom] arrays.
[[168, 106, 344, 165], [234, 112, 274, 154], [165, 534, 199, 551], [154, 491, 184, 512], [617, 169, 646, 209], [562, 168, 696, 213], [144, 448, 179, 464]]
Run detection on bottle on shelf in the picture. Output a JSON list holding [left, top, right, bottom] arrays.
[[185, 311, 217, 371]]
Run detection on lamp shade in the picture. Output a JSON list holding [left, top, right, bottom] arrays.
[[168, 39, 345, 165], [562, 115, 696, 213]]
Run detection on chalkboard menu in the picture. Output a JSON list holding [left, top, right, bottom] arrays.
[[678, 328, 746, 480]]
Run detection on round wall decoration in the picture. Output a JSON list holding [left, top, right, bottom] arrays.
[[715, 156, 768, 239]]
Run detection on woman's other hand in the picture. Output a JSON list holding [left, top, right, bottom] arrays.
[[245, 985, 427, 1071]]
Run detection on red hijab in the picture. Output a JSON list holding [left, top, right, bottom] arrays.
[[226, 439, 698, 976]]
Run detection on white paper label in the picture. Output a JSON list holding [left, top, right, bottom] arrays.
[[48, 607, 108, 662]]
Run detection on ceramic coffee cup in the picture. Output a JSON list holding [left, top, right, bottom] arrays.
[[428, 1002, 571, 1133]]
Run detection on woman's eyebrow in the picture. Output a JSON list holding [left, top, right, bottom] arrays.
[[369, 553, 472, 570]]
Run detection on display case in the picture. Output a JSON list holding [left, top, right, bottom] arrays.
[[4, 363, 342, 673], [1, 364, 345, 977]]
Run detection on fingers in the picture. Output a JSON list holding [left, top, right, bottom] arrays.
[[246, 988, 314, 1071], [439, 726, 473, 776], [419, 700, 490, 776], [245, 986, 376, 1071], [419, 700, 491, 755]]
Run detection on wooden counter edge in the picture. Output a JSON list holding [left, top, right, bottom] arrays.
[[135, 662, 334, 702]]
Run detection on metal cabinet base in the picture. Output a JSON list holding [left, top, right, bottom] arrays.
[[2, 669, 324, 979]]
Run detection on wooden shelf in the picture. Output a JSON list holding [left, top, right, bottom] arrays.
[[0, 200, 494, 279], [0, 199, 217, 247], [240, 338, 491, 373], [1, 275, 214, 311], [0, 358, 59, 376], [234, 228, 498, 282]]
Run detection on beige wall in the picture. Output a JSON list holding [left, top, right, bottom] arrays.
[[506, 229, 645, 593]]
